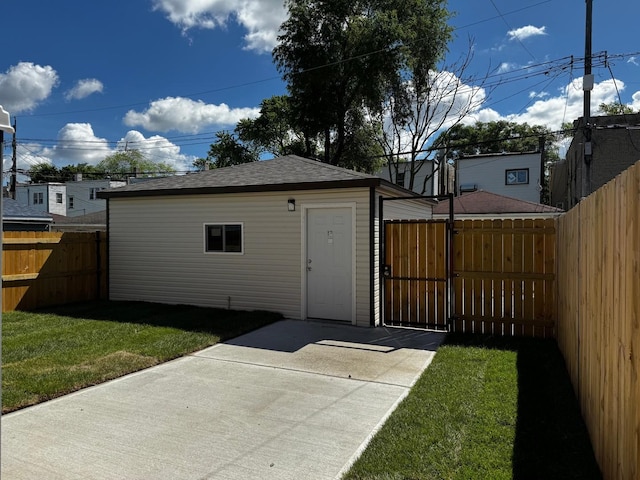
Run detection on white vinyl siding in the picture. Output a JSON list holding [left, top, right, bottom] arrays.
[[456, 153, 541, 203], [108, 188, 373, 326]]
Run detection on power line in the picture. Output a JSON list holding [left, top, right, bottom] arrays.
[[18, 2, 559, 121], [487, 0, 537, 62]]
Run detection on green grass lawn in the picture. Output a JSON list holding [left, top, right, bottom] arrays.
[[344, 334, 602, 480], [1, 301, 282, 413]]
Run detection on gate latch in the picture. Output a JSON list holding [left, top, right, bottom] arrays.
[[383, 264, 391, 277]]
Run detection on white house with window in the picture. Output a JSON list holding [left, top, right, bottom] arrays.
[[455, 152, 542, 204], [15, 183, 67, 216], [15, 179, 126, 217], [376, 159, 439, 196], [64, 180, 125, 217]]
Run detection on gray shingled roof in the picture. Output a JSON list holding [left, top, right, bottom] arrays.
[[2, 198, 53, 221], [99, 155, 399, 199]]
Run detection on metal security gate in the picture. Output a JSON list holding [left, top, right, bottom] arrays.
[[380, 195, 454, 330]]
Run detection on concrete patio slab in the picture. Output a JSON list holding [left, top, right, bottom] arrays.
[[1, 320, 445, 480]]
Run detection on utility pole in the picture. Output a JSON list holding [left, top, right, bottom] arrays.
[[10, 117, 16, 199], [582, 0, 593, 198]]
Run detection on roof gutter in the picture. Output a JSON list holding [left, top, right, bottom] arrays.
[[98, 178, 385, 199]]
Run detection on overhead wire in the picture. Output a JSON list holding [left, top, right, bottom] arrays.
[[604, 61, 640, 153], [487, 0, 537, 62], [18, 1, 559, 121]]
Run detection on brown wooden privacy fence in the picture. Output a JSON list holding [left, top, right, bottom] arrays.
[[556, 161, 640, 480], [2, 231, 107, 312], [383, 218, 556, 336], [452, 218, 556, 337]]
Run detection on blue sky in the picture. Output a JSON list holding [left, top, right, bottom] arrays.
[[1, 0, 638, 177]]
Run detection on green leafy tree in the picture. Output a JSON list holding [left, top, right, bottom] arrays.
[[597, 102, 635, 115], [273, 0, 452, 168], [59, 163, 103, 181], [28, 163, 106, 183], [434, 121, 560, 161], [27, 163, 61, 183], [205, 131, 259, 169], [235, 95, 309, 158], [96, 150, 175, 180]]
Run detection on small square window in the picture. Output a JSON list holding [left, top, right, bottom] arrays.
[[505, 168, 529, 185], [205, 224, 243, 253], [33, 192, 44, 205]]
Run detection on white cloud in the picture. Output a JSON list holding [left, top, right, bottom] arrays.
[[152, 0, 287, 52], [0, 62, 59, 113], [631, 91, 640, 111], [65, 79, 104, 101], [528, 91, 549, 99], [381, 71, 487, 156], [123, 96, 260, 133], [7, 143, 53, 177], [116, 130, 194, 171], [41, 123, 113, 165], [497, 62, 518, 74], [507, 25, 547, 42], [469, 78, 623, 131], [26, 124, 194, 171]]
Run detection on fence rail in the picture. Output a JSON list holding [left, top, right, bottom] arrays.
[[2, 231, 107, 312], [556, 161, 640, 480]]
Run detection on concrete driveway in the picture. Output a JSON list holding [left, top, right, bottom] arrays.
[[2, 320, 445, 480]]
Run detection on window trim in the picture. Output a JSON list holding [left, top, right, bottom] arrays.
[[56, 193, 63, 204], [505, 168, 530, 185], [68, 196, 75, 209], [203, 223, 244, 255], [89, 187, 103, 200]]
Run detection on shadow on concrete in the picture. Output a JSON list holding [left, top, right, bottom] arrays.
[[223, 319, 447, 353]]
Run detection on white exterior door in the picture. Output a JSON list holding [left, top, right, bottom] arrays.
[[306, 208, 353, 321]]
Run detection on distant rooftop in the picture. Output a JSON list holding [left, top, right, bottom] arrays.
[[432, 190, 562, 215], [2, 198, 53, 221]]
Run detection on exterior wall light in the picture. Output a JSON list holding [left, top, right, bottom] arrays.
[[288, 199, 296, 212]]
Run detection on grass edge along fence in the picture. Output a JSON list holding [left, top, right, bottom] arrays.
[[2, 231, 107, 312], [556, 160, 640, 480]]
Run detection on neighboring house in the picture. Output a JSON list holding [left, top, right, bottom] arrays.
[[15, 183, 66, 215], [99, 155, 434, 327], [455, 151, 543, 203], [2, 197, 53, 231], [551, 113, 640, 209], [377, 159, 439, 195], [376, 157, 456, 196], [15, 179, 126, 218], [432, 190, 562, 219]]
